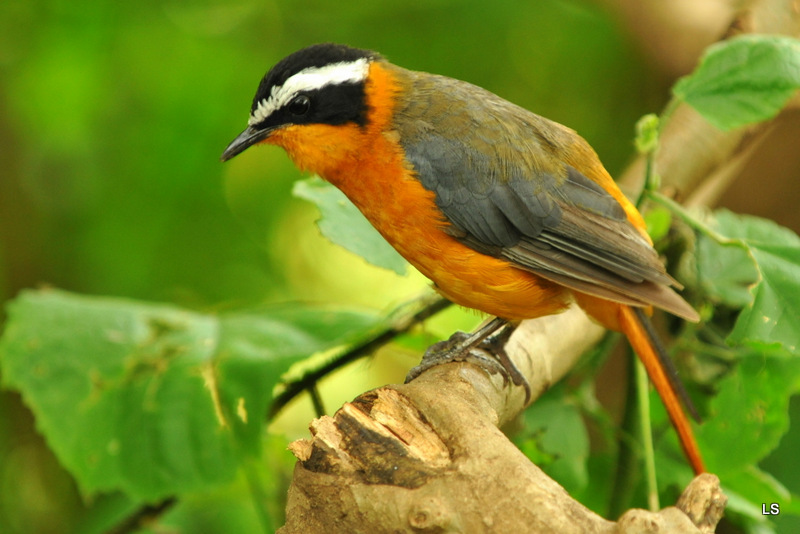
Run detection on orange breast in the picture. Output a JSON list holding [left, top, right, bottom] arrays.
[[336, 131, 570, 321], [266, 62, 571, 321]]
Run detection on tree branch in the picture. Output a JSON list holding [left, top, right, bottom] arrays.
[[617, 0, 800, 199], [279, 311, 723, 533]]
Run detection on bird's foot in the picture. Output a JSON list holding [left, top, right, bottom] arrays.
[[405, 321, 531, 403]]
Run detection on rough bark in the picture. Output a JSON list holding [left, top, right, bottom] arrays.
[[279, 310, 724, 533]]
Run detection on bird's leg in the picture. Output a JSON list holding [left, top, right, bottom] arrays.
[[480, 324, 532, 404], [405, 317, 531, 403]]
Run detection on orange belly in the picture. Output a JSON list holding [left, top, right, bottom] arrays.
[[356, 170, 570, 321], [287, 124, 570, 321]]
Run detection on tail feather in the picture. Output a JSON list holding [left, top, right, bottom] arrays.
[[619, 305, 705, 474], [631, 307, 701, 423]]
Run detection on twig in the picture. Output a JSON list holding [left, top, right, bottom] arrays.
[[268, 294, 452, 419], [308, 385, 326, 417], [104, 497, 176, 534]]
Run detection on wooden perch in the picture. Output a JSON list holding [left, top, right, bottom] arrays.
[[279, 309, 725, 533]]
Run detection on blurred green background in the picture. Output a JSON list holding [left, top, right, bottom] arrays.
[[0, 0, 659, 311], [5, 1, 796, 533]]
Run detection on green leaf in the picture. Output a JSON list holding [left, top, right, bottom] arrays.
[[709, 210, 800, 354], [697, 348, 800, 475], [695, 232, 759, 308], [0, 289, 380, 500], [515, 388, 589, 492], [214, 303, 380, 452], [652, 342, 800, 500], [157, 434, 297, 534], [73, 493, 142, 534], [673, 35, 800, 131], [723, 467, 790, 517], [723, 488, 773, 526], [293, 176, 408, 275]]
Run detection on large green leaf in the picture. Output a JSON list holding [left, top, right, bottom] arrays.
[[514, 387, 589, 493], [673, 35, 800, 131], [695, 232, 759, 308], [0, 289, 380, 500], [652, 345, 800, 516], [722, 467, 795, 517], [710, 210, 800, 354], [683, 210, 800, 523], [293, 177, 408, 275], [698, 349, 800, 474]]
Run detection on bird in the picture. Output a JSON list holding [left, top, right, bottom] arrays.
[[221, 43, 704, 474]]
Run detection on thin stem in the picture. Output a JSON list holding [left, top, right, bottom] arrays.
[[308, 384, 326, 417], [268, 294, 452, 419], [638, 152, 656, 208], [646, 191, 733, 244], [636, 358, 659, 512], [633, 113, 660, 208]]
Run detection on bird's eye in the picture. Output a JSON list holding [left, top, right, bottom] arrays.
[[288, 95, 311, 116]]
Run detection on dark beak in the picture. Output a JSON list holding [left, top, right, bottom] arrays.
[[220, 125, 276, 162]]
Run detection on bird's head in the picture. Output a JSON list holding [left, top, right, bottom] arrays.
[[221, 43, 386, 170]]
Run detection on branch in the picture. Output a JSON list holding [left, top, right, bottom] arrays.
[[617, 0, 800, 199], [279, 311, 723, 533]]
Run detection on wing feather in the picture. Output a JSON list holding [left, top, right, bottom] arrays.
[[393, 70, 696, 321]]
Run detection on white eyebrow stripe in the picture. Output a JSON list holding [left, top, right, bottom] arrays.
[[249, 58, 371, 126]]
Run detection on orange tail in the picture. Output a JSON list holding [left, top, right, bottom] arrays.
[[618, 305, 705, 474]]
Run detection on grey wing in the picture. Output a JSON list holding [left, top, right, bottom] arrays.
[[393, 76, 695, 319]]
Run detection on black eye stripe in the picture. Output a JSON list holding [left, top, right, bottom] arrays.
[[254, 83, 367, 129], [248, 81, 369, 133]]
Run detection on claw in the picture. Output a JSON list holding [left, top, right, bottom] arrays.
[[405, 318, 531, 403]]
